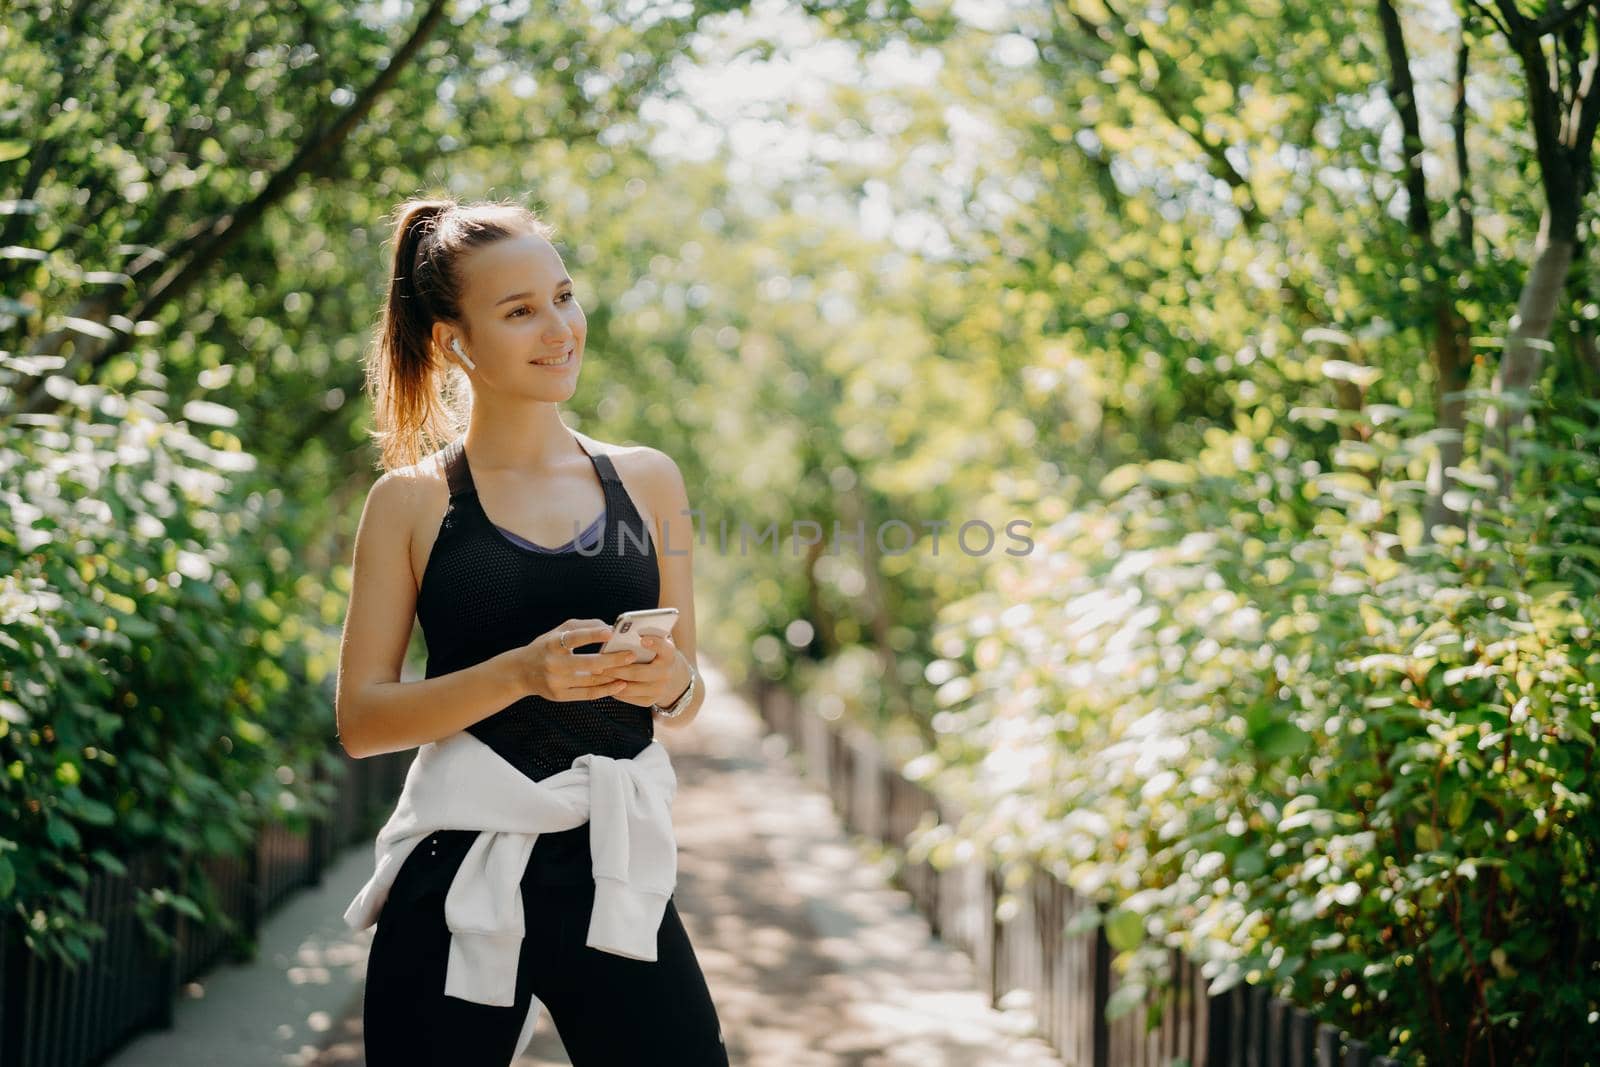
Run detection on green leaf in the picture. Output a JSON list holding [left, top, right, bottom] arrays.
[[1105, 980, 1148, 1020], [1105, 908, 1144, 952], [60, 794, 116, 826], [45, 816, 81, 850], [1253, 721, 1312, 759], [168, 893, 205, 921], [89, 849, 127, 878], [1064, 904, 1104, 937], [1233, 846, 1267, 879]]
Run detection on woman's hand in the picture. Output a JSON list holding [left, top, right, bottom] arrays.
[[519, 618, 637, 702], [604, 633, 692, 710]]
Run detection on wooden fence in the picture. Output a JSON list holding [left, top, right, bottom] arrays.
[[747, 678, 1404, 1067], [0, 741, 411, 1067]]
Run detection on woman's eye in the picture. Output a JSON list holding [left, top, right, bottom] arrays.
[[508, 293, 574, 317]]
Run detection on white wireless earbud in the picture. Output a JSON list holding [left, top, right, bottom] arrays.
[[450, 338, 477, 370]]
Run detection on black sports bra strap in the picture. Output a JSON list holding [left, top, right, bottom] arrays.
[[589, 452, 624, 488], [441, 435, 475, 498], [573, 437, 622, 488]]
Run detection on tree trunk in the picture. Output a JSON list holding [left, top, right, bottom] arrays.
[[1377, 0, 1476, 540], [1481, 1, 1600, 499], [1422, 20, 1479, 539], [1484, 209, 1575, 499]]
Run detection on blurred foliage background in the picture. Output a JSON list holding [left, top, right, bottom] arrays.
[[3, 0, 1599, 1061]]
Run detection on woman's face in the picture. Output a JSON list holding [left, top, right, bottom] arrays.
[[444, 232, 586, 398]]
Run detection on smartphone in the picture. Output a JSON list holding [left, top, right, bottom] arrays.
[[591, 607, 679, 664]]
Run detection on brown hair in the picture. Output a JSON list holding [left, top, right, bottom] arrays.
[[364, 196, 559, 471]]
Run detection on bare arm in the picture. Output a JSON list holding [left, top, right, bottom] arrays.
[[333, 470, 532, 758], [636, 448, 706, 729]]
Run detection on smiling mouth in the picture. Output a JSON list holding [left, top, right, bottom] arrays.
[[531, 348, 574, 367]]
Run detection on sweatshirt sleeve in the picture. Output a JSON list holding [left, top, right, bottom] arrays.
[[581, 752, 679, 960]]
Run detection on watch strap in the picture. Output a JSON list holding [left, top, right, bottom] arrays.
[[654, 662, 698, 718]]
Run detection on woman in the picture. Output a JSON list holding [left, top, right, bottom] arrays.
[[334, 196, 728, 1065]]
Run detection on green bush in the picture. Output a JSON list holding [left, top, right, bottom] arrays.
[[0, 387, 340, 967], [910, 394, 1600, 1064]]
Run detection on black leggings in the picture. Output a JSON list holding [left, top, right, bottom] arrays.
[[362, 843, 729, 1065]]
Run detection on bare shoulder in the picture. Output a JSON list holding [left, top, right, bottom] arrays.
[[573, 432, 682, 496], [371, 449, 450, 519], [571, 432, 688, 546], [369, 448, 453, 591]]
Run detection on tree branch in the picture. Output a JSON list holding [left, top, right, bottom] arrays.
[[1535, 0, 1600, 36], [1492, 0, 1529, 36], [11, 0, 452, 416], [1465, 0, 1513, 39], [1378, 0, 1433, 241], [1455, 18, 1477, 250], [1568, 12, 1600, 167], [1051, 0, 1264, 229]]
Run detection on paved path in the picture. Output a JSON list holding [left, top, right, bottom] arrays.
[[104, 817, 388, 1065], [116, 662, 1062, 1066]]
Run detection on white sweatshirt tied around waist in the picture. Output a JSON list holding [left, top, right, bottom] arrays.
[[343, 729, 678, 1007]]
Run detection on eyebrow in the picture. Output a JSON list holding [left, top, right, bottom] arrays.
[[496, 278, 573, 305]]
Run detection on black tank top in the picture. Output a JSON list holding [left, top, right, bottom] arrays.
[[387, 432, 662, 904]]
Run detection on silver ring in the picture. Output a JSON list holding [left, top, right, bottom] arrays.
[[558, 630, 571, 650]]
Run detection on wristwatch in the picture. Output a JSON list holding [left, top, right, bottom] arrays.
[[653, 660, 699, 719]]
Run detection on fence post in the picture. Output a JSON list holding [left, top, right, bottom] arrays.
[[988, 864, 1004, 1009], [1091, 906, 1110, 1067], [1247, 983, 1269, 1067], [1316, 1022, 1341, 1066], [0, 915, 23, 1064], [307, 753, 328, 888], [803, 704, 830, 796], [782, 686, 797, 742], [154, 852, 181, 1029], [1289, 1007, 1317, 1067], [830, 728, 850, 822], [1268, 997, 1292, 1067], [853, 728, 883, 843], [236, 823, 262, 964]]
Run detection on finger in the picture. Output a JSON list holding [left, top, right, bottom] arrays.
[[599, 660, 670, 683], [564, 664, 618, 684], [565, 675, 627, 697], [571, 656, 634, 678], [560, 626, 615, 652]]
